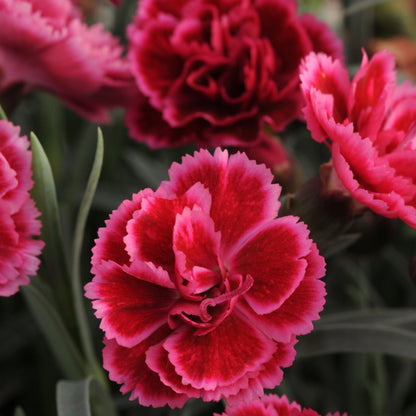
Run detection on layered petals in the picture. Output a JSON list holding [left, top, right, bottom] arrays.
[[0, 120, 43, 296], [86, 147, 326, 407], [125, 0, 343, 148], [300, 50, 416, 229], [0, 0, 134, 121]]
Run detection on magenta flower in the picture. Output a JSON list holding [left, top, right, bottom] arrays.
[[0, 120, 43, 296], [216, 394, 347, 416], [125, 0, 343, 148], [85, 148, 326, 407], [300, 50, 416, 228], [0, 0, 133, 122]]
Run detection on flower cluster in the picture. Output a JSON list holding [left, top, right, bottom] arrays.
[[85, 148, 326, 407], [300, 50, 416, 229], [125, 0, 343, 148], [0, 120, 43, 296], [0, 0, 133, 121], [2, 0, 414, 415]]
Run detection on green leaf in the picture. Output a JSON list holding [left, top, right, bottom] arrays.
[[21, 279, 85, 379], [319, 308, 416, 327], [57, 377, 117, 416], [0, 105, 8, 120], [297, 323, 416, 360], [71, 129, 106, 385], [30, 132, 72, 318]]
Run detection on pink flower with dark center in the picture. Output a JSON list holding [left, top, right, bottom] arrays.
[[0, 0, 134, 121], [85, 148, 326, 407], [215, 394, 348, 416], [125, 0, 343, 148], [0, 120, 43, 296], [300, 50, 416, 228]]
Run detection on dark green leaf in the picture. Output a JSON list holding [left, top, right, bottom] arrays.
[[297, 323, 416, 360], [30, 132, 72, 318]]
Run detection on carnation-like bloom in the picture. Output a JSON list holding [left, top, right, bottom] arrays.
[[300, 50, 416, 228], [0, 0, 133, 121], [85, 148, 326, 407], [0, 120, 43, 296], [216, 394, 347, 416], [125, 0, 343, 148]]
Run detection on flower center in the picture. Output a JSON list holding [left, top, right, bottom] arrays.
[[170, 255, 253, 335]]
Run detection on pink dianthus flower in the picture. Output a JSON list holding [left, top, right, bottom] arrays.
[[216, 394, 347, 416], [85, 148, 326, 408], [0, 0, 133, 121], [300, 50, 416, 228], [125, 0, 343, 148], [0, 120, 43, 296]]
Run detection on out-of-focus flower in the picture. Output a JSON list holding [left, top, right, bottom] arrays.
[[0, 120, 43, 296], [215, 393, 348, 416], [125, 0, 343, 148], [0, 0, 133, 121], [300, 50, 416, 229], [85, 148, 326, 407]]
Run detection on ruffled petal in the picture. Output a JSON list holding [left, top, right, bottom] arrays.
[[173, 206, 221, 296], [163, 313, 276, 391], [164, 148, 281, 257], [300, 52, 350, 142], [238, 243, 326, 342], [103, 327, 190, 408], [383, 81, 416, 134], [124, 182, 212, 271], [331, 123, 416, 218], [145, 340, 201, 397], [349, 50, 396, 141], [85, 260, 178, 347], [215, 150, 281, 257], [230, 217, 312, 315], [91, 189, 154, 272], [125, 91, 200, 148]]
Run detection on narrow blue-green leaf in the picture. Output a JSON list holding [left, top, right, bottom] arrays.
[[57, 377, 117, 416], [71, 129, 105, 385], [30, 132, 72, 315], [297, 323, 416, 360], [0, 105, 8, 120], [319, 308, 416, 327], [22, 279, 85, 379], [57, 378, 92, 416]]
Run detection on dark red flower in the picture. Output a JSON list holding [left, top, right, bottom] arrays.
[[0, 120, 43, 296], [125, 0, 343, 148], [85, 148, 326, 407]]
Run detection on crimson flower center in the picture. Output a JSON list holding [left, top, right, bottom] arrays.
[[173, 254, 253, 334]]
